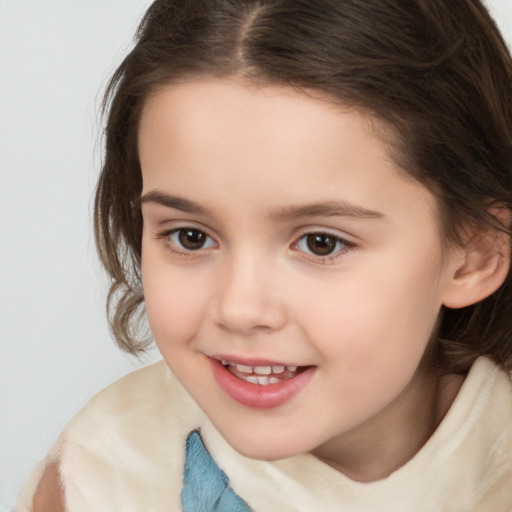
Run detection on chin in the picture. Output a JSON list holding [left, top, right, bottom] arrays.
[[233, 445, 294, 462], [220, 429, 308, 462]]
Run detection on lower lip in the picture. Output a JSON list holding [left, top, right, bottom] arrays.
[[210, 359, 315, 409]]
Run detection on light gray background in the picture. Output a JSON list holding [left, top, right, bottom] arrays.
[[0, 1, 511, 510]]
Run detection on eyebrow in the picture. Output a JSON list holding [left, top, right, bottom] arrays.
[[139, 190, 209, 215], [268, 201, 385, 221], [139, 190, 384, 221]]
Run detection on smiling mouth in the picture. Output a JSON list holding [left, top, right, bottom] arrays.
[[212, 357, 315, 408], [220, 359, 306, 386]]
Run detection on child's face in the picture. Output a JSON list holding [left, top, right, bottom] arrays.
[[139, 78, 463, 467]]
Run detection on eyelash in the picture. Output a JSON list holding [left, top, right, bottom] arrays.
[[292, 231, 355, 263], [155, 227, 355, 263], [156, 227, 217, 257]]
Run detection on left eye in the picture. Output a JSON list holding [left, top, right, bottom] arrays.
[[295, 233, 347, 257], [169, 228, 216, 251]]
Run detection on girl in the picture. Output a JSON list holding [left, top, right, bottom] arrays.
[[17, 0, 512, 510]]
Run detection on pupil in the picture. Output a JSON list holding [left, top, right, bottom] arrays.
[[179, 229, 205, 250], [306, 234, 336, 255]]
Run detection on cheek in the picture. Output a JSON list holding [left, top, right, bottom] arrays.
[[295, 249, 444, 371], [292, 263, 442, 421], [141, 254, 209, 351]]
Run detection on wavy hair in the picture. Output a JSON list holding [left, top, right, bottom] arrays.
[[94, 0, 512, 372]]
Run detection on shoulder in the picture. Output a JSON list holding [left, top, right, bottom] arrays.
[[60, 361, 203, 509], [74, 359, 202, 422], [59, 359, 186, 444], [19, 361, 202, 512], [87, 359, 171, 408], [32, 460, 64, 512]]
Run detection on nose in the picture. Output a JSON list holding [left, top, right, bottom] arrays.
[[213, 255, 287, 335]]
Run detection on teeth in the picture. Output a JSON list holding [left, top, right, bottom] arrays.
[[236, 364, 253, 373], [222, 359, 301, 378], [238, 374, 276, 386], [253, 366, 272, 375]]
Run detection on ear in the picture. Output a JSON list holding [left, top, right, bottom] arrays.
[[442, 208, 511, 309]]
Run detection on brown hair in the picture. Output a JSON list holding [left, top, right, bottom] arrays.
[[94, 0, 512, 373]]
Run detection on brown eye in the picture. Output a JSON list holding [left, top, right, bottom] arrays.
[[306, 234, 338, 255], [176, 229, 210, 250], [296, 232, 347, 257]]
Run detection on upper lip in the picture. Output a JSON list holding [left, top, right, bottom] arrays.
[[211, 354, 306, 368]]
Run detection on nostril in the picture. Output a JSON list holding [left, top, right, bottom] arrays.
[[216, 318, 275, 334]]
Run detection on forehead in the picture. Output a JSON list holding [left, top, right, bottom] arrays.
[[138, 78, 437, 228], [139, 78, 384, 161]]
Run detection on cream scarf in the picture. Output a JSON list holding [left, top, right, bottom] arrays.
[[16, 357, 512, 511]]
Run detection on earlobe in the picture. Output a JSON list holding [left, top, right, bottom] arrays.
[[442, 218, 511, 309]]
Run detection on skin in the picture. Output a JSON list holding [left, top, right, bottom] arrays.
[[138, 78, 470, 482], [33, 461, 64, 512]]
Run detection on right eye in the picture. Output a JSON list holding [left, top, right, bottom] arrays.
[[168, 228, 216, 251]]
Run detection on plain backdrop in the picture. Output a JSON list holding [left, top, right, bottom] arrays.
[[0, 1, 511, 510]]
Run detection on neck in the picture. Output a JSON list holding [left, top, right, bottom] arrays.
[[311, 369, 465, 482]]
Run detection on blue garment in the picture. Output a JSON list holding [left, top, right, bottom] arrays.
[[182, 431, 252, 512]]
